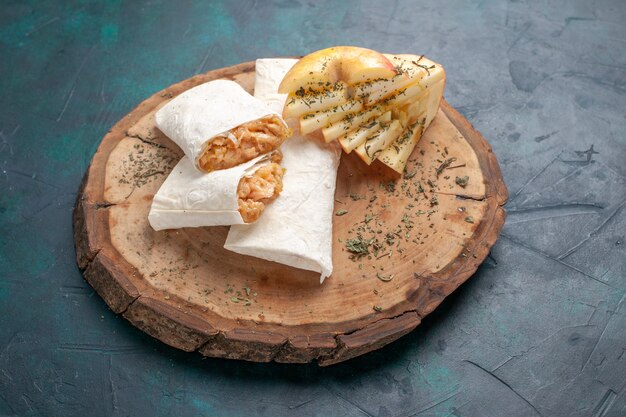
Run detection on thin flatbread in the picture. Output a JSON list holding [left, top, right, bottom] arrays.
[[148, 153, 276, 230], [225, 59, 340, 282], [155, 79, 285, 171]]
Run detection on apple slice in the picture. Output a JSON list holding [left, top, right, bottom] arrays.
[[338, 112, 392, 153], [378, 77, 446, 174], [356, 55, 445, 106], [378, 120, 425, 174], [398, 89, 430, 124], [387, 54, 445, 89], [391, 106, 409, 128], [299, 99, 363, 135], [383, 80, 428, 110], [321, 105, 387, 143], [399, 78, 445, 126], [354, 74, 415, 106], [423, 78, 446, 126], [278, 46, 397, 94], [283, 81, 349, 119], [354, 120, 403, 165], [338, 120, 380, 154], [394, 77, 445, 127]]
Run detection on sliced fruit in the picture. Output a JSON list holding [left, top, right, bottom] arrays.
[[377, 77, 445, 173], [354, 74, 415, 106], [299, 100, 363, 135], [378, 69, 444, 110], [283, 82, 349, 118], [423, 78, 446, 126], [278, 46, 397, 94], [277, 49, 446, 171], [401, 89, 430, 124], [354, 120, 403, 165], [321, 105, 386, 143], [383, 80, 426, 109], [338, 120, 380, 154], [386, 54, 446, 89], [353, 55, 443, 106], [378, 120, 425, 174], [378, 111, 392, 122], [338, 111, 391, 153], [392, 106, 409, 128]]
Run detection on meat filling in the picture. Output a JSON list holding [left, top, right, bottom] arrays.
[[199, 115, 291, 172], [237, 153, 285, 223]]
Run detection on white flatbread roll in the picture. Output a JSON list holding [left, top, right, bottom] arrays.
[[148, 152, 277, 230], [253, 58, 295, 113], [224, 59, 340, 283], [155, 79, 289, 172]]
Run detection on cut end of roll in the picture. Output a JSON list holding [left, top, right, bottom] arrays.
[[198, 115, 291, 173], [237, 153, 285, 223]]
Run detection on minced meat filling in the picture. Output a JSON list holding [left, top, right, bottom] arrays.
[[198, 115, 291, 172], [237, 154, 285, 223]]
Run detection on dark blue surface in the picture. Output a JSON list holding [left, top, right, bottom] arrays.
[[1, 0, 625, 416]]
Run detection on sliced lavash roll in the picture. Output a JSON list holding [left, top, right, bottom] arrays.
[[225, 59, 341, 283], [148, 151, 284, 231], [155, 79, 291, 173]]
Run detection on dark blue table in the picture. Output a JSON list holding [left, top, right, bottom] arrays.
[[1, 1, 625, 416]]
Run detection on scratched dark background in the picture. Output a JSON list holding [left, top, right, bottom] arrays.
[[1, 0, 625, 416]]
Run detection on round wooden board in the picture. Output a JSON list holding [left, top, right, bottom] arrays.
[[73, 61, 508, 366]]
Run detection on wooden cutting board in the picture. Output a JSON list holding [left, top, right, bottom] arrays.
[[73, 61, 508, 366]]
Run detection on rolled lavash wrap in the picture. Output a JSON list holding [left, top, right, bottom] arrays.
[[148, 151, 284, 231], [155, 79, 291, 173], [224, 59, 341, 283]]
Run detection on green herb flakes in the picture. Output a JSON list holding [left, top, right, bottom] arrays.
[[380, 180, 396, 192], [436, 158, 456, 177], [346, 236, 370, 257], [455, 176, 470, 188], [404, 170, 416, 179]]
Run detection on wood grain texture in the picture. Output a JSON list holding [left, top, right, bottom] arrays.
[[73, 61, 508, 365]]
